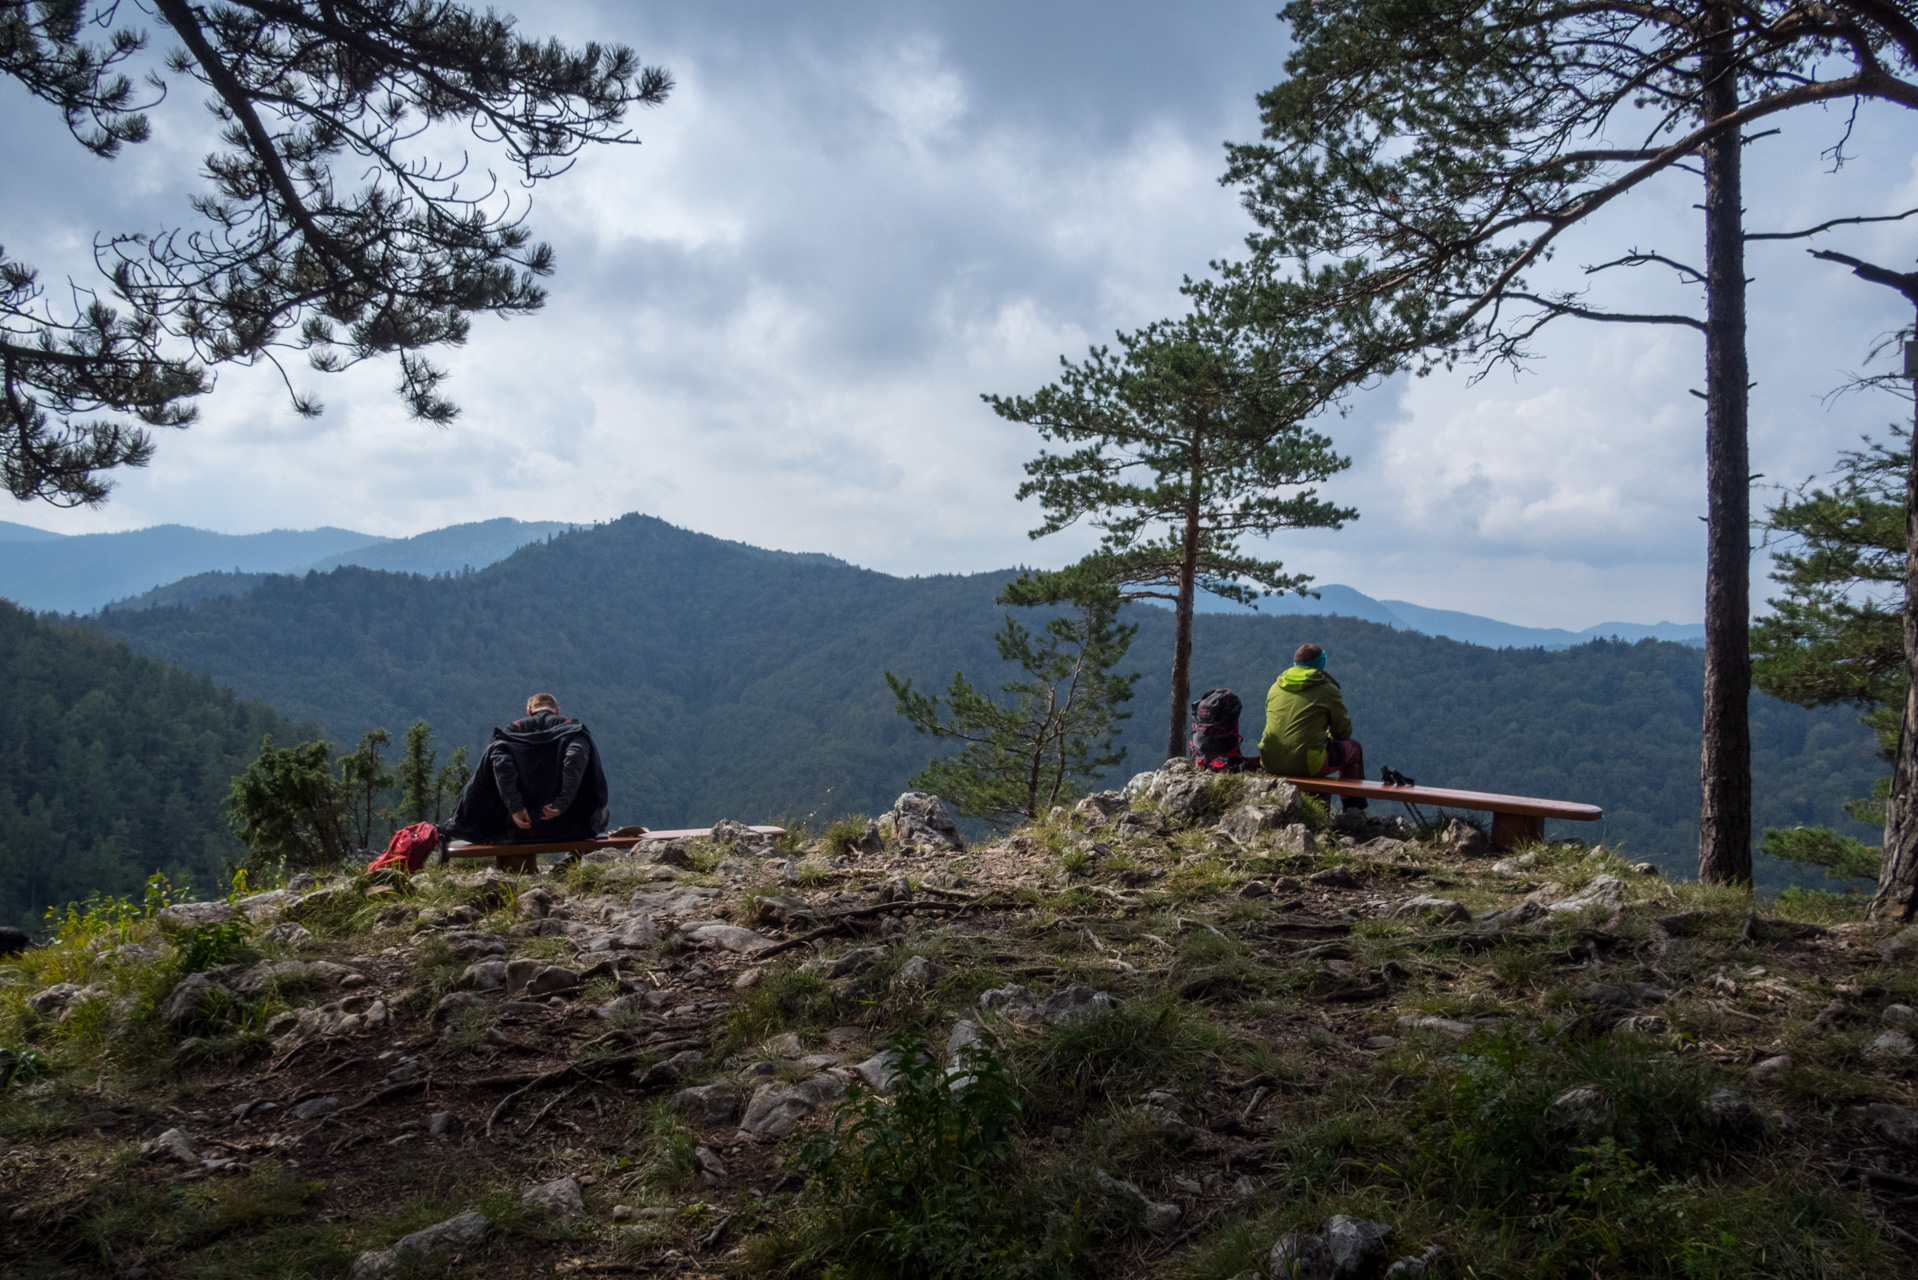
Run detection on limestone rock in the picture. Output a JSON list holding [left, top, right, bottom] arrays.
[[350, 1210, 488, 1279], [434, 992, 485, 1020], [852, 1049, 904, 1091], [292, 1096, 340, 1120], [737, 1074, 848, 1138], [26, 983, 83, 1016], [1868, 1030, 1916, 1059], [1325, 1215, 1393, 1274], [1441, 818, 1489, 855], [1701, 1087, 1763, 1134], [670, 1081, 744, 1128], [520, 1178, 583, 1215], [1546, 875, 1628, 914], [1273, 824, 1318, 855], [1396, 1015, 1472, 1039], [1267, 1231, 1335, 1280], [893, 955, 940, 988], [1849, 1102, 1918, 1147], [1750, 1054, 1793, 1081], [523, 966, 581, 998], [1217, 805, 1291, 844], [1391, 897, 1471, 924], [155, 901, 239, 931], [890, 792, 964, 850], [1116, 808, 1171, 837], [139, 1128, 197, 1164], [682, 923, 777, 953], [1879, 926, 1918, 964], [158, 973, 226, 1029], [259, 921, 313, 946], [711, 819, 777, 853], [1073, 790, 1130, 827], [1093, 1169, 1181, 1233], [456, 960, 507, 991], [799, 946, 885, 980]]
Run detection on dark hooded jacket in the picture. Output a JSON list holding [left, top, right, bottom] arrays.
[[442, 710, 610, 844]]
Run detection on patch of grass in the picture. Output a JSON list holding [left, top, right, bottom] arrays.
[[721, 968, 835, 1054], [1005, 995, 1227, 1127], [1772, 886, 1873, 923], [821, 815, 873, 858]]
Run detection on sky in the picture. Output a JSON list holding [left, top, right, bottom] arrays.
[[3, 1, 1915, 629]]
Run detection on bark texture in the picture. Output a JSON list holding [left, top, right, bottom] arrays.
[[1696, 16, 1753, 885], [1874, 355, 1918, 920]]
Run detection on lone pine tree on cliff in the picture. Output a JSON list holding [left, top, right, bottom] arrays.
[[987, 280, 1358, 762], [2, 1, 671, 505]]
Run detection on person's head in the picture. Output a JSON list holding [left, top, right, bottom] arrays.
[[526, 692, 559, 715], [1294, 644, 1326, 670]]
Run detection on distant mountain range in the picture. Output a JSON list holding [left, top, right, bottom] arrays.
[[2, 516, 1701, 650], [1179, 583, 1705, 649], [0, 518, 578, 614]]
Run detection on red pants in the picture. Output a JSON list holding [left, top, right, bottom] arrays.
[[1320, 739, 1365, 808]]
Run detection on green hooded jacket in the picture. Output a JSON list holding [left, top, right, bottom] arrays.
[[1258, 665, 1353, 776]]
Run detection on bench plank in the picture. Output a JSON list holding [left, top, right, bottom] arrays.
[[1280, 777, 1602, 822]]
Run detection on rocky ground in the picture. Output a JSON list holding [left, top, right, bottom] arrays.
[[3, 763, 1918, 1279]]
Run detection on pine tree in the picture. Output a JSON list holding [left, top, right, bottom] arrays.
[[4, 1, 671, 505], [988, 282, 1357, 760], [226, 736, 348, 870], [886, 593, 1138, 828], [398, 721, 438, 825], [337, 728, 395, 851]]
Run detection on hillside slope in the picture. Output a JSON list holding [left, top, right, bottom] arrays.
[[0, 602, 303, 930], [85, 515, 1880, 879]]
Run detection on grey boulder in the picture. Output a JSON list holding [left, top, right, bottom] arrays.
[[1268, 1231, 1335, 1280], [350, 1209, 488, 1279], [520, 1177, 583, 1215], [1324, 1215, 1393, 1274], [737, 1074, 848, 1138], [670, 1081, 745, 1128], [891, 792, 964, 850]]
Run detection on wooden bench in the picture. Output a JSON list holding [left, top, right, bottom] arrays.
[[443, 825, 788, 872], [1281, 778, 1601, 850]]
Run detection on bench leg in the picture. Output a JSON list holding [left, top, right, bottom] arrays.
[[495, 853, 538, 874], [1489, 812, 1544, 851]]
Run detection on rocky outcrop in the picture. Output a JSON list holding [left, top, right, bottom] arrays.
[[890, 792, 963, 851]]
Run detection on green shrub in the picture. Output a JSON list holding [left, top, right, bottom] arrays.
[[786, 1034, 1077, 1280], [176, 917, 255, 973], [821, 815, 871, 858]]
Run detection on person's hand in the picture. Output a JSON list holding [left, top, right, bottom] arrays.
[[511, 809, 532, 829], [541, 804, 562, 820]]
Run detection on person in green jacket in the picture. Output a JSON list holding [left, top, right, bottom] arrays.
[[1258, 643, 1367, 810]]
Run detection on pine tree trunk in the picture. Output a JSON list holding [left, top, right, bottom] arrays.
[[1167, 485, 1203, 762], [1695, 13, 1753, 885], [1873, 349, 1918, 920]]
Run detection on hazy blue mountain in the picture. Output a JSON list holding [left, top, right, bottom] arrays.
[[0, 521, 65, 543], [307, 518, 580, 577], [1, 518, 587, 614], [2, 525, 381, 614], [86, 513, 1877, 886], [1180, 582, 1706, 649]]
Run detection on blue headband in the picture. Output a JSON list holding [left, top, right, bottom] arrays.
[[1304, 652, 1327, 670]]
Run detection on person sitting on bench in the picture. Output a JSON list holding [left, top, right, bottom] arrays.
[[441, 693, 611, 844], [1258, 644, 1367, 811]]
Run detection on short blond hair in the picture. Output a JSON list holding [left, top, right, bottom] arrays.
[[526, 692, 559, 713]]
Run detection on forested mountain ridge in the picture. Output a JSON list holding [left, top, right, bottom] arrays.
[[85, 514, 1881, 883], [0, 602, 304, 931]]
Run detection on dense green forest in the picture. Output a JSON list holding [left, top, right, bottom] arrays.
[[0, 602, 303, 932], [87, 515, 1882, 884]]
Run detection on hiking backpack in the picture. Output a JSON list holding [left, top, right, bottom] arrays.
[[367, 821, 441, 874], [1188, 687, 1251, 772]]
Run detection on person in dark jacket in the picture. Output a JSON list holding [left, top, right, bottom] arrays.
[[441, 694, 610, 843], [1258, 644, 1367, 811]]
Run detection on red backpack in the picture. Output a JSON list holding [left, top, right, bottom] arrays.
[[367, 822, 441, 874]]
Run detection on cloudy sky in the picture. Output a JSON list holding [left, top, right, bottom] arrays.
[[4, 0, 1915, 629]]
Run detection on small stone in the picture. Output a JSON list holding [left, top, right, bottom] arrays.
[[1364, 1035, 1399, 1050], [292, 1096, 340, 1120], [1850, 1101, 1918, 1147], [1272, 824, 1317, 855], [1441, 817, 1489, 855], [350, 1209, 488, 1279], [524, 966, 581, 998], [1631, 861, 1660, 875], [434, 992, 485, 1020], [428, 1111, 452, 1138], [521, 1177, 584, 1215], [1325, 1215, 1393, 1274], [1547, 874, 1628, 914], [1883, 1003, 1917, 1028], [1878, 925, 1918, 964], [1310, 866, 1361, 890], [139, 1128, 197, 1164], [1750, 1054, 1793, 1081], [1868, 1030, 1916, 1058], [1702, 1087, 1762, 1134], [853, 1049, 904, 1091], [1548, 1084, 1613, 1128], [669, 1081, 744, 1128], [694, 1146, 727, 1183], [611, 1204, 637, 1221], [1092, 1169, 1181, 1233], [798, 946, 886, 980], [682, 923, 777, 953], [893, 955, 938, 988], [1391, 896, 1471, 924], [1267, 1231, 1334, 1280], [736, 1075, 848, 1138], [1396, 1015, 1472, 1039], [734, 967, 764, 990], [455, 960, 507, 991]]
